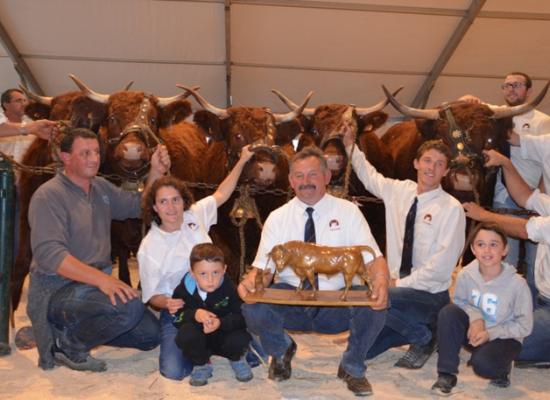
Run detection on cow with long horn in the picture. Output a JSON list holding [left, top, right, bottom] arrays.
[[381, 82, 550, 205]]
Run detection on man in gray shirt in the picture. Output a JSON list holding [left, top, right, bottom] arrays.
[[27, 127, 170, 371]]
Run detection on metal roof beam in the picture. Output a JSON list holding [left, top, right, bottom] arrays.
[[411, 0, 486, 108], [0, 18, 43, 94]]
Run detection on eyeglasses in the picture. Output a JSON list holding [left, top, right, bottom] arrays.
[[501, 82, 526, 90]]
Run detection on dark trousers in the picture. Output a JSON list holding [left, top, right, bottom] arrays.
[[175, 323, 251, 366], [437, 303, 522, 379]]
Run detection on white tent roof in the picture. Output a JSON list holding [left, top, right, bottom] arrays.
[[1, 0, 550, 117]]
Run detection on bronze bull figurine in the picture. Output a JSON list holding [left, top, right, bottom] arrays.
[[267, 240, 375, 300]]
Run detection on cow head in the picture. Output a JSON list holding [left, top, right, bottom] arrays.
[[70, 75, 194, 181], [21, 86, 108, 133], [181, 85, 312, 188], [272, 89, 394, 182], [267, 244, 290, 273], [383, 83, 550, 203]]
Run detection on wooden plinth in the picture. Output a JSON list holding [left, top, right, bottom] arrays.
[[244, 288, 375, 307]]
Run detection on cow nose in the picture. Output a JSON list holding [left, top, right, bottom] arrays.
[[255, 161, 276, 185], [122, 143, 144, 160]]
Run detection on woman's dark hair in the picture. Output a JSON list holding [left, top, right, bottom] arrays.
[[467, 222, 508, 249], [141, 175, 194, 227]]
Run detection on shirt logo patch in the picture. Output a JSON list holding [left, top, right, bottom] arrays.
[[329, 219, 340, 230], [102, 195, 110, 205], [187, 222, 198, 230], [423, 214, 432, 224]]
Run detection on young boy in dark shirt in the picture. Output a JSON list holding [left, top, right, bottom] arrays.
[[172, 243, 252, 386]]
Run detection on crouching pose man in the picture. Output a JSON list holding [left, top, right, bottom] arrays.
[[432, 223, 532, 395], [238, 146, 389, 397], [27, 128, 170, 371]]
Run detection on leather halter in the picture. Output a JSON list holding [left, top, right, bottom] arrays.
[[441, 104, 484, 170]]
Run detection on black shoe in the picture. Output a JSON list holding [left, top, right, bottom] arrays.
[[431, 373, 457, 396], [53, 347, 107, 372], [268, 338, 297, 381], [394, 339, 437, 369], [515, 360, 550, 369], [337, 364, 373, 396], [490, 375, 510, 388]]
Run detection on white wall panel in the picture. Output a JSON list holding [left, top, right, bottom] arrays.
[[231, 4, 460, 73]]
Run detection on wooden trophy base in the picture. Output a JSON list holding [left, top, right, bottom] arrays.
[[244, 288, 375, 307]]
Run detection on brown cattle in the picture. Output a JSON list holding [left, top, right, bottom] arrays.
[[268, 240, 375, 300], [381, 83, 549, 205], [70, 76, 208, 287], [180, 86, 312, 281]]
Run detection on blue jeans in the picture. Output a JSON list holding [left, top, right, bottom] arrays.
[[242, 282, 386, 378], [47, 282, 159, 358], [437, 304, 521, 378], [159, 310, 193, 380], [494, 196, 538, 301], [518, 294, 550, 362], [367, 287, 449, 359]]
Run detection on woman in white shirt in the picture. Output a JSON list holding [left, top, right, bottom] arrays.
[[138, 146, 252, 380]]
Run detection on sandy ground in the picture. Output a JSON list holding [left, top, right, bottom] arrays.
[[1, 262, 549, 400]]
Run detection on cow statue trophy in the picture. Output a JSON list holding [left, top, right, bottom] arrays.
[[251, 240, 376, 305]]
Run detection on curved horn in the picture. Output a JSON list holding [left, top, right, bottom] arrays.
[[273, 91, 314, 124], [488, 81, 550, 119], [18, 84, 52, 106], [382, 85, 440, 120], [69, 74, 109, 104], [176, 84, 229, 119], [355, 87, 404, 116], [271, 89, 315, 116], [123, 81, 134, 91], [157, 85, 200, 108]]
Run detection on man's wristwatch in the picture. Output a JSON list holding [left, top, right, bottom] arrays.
[[19, 121, 29, 135]]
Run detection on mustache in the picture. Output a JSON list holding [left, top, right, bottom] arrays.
[[298, 184, 316, 190]]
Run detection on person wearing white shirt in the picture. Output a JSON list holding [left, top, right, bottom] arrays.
[[137, 147, 253, 380], [344, 136, 466, 370], [460, 72, 550, 299], [238, 146, 389, 397], [463, 149, 550, 368]]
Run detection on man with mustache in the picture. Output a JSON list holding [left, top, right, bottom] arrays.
[[238, 146, 390, 396]]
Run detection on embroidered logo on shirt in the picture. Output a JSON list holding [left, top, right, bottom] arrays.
[[102, 195, 110, 205], [522, 123, 530, 130], [187, 222, 198, 230], [423, 214, 432, 224], [329, 219, 340, 230], [214, 296, 229, 309]]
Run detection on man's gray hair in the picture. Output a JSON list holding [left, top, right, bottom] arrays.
[[290, 146, 328, 171]]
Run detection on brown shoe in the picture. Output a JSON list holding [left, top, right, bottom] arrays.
[[337, 363, 373, 396], [268, 338, 297, 381]]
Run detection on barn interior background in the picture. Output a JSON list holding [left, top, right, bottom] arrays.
[[1, 0, 550, 130]]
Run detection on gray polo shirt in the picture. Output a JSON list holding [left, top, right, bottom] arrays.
[[29, 172, 141, 274]]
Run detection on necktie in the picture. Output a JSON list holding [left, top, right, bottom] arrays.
[[304, 207, 316, 244], [399, 197, 418, 278], [303, 207, 318, 289]]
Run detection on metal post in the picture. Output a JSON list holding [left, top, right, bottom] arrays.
[[0, 157, 15, 356]]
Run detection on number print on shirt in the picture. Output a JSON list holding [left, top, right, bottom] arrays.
[[470, 289, 498, 323]]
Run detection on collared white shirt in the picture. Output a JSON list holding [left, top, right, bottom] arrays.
[[137, 195, 217, 303], [494, 109, 550, 202], [0, 111, 35, 163], [520, 132, 550, 193], [525, 190, 550, 299], [253, 193, 381, 290], [349, 147, 465, 293]]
